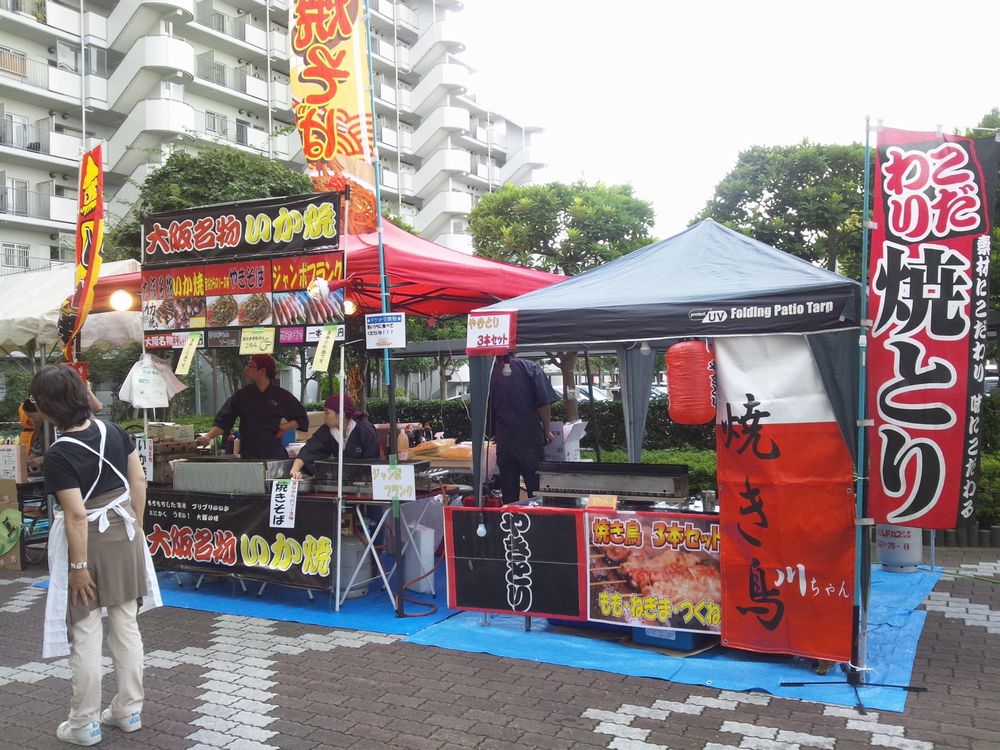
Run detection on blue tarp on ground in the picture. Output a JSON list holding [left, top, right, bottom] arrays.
[[404, 566, 939, 712]]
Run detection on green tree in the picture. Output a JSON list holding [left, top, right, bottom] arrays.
[[104, 146, 314, 261], [470, 181, 656, 419], [470, 181, 655, 275], [697, 141, 865, 277]]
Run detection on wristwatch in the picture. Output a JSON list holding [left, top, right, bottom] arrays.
[[69, 561, 88, 570]]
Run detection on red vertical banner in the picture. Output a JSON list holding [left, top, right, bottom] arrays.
[[716, 336, 855, 662], [868, 129, 1000, 529], [58, 144, 105, 363]]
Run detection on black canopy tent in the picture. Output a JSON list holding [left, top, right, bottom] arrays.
[[468, 219, 863, 468], [464, 218, 870, 674]]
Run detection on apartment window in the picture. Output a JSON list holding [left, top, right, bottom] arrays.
[[0, 45, 27, 79], [235, 119, 249, 146], [1, 242, 30, 268], [50, 244, 73, 263], [2, 113, 28, 148], [3, 178, 28, 215], [205, 111, 226, 136], [56, 41, 81, 73]]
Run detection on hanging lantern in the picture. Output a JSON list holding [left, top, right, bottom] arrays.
[[667, 340, 716, 424]]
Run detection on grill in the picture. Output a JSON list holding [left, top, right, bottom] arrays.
[[537, 461, 689, 507], [310, 458, 445, 495]]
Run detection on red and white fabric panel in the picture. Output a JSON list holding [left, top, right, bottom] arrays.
[[715, 335, 855, 662]]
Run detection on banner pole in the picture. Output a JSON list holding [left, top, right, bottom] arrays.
[[362, 0, 404, 616], [335, 191, 352, 612], [850, 115, 875, 686]]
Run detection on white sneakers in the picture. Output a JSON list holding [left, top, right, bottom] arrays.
[[100, 707, 142, 732], [56, 711, 141, 745], [56, 720, 101, 746]]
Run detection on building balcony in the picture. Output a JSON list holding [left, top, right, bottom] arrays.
[[0, 48, 82, 108], [106, 36, 195, 113], [0, 117, 82, 168], [189, 55, 285, 110], [414, 190, 473, 237], [106, 0, 195, 54], [0, 188, 76, 229], [412, 105, 468, 158], [412, 148, 470, 197], [410, 19, 465, 75], [0, 256, 72, 278], [106, 97, 195, 175], [409, 63, 469, 117], [500, 146, 544, 185]]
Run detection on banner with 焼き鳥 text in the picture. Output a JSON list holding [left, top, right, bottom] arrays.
[[868, 128, 1000, 529], [289, 0, 377, 233], [716, 336, 855, 663]]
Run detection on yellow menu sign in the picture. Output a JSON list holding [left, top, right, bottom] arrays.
[[239, 327, 275, 355]]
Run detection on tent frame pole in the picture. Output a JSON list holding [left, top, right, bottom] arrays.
[[850, 115, 875, 686]]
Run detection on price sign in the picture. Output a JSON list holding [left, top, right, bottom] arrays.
[[239, 327, 275, 355], [466, 310, 517, 355], [0, 445, 25, 482], [371, 463, 416, 501], [312, 325, 340, 373], [365, 313, 406, 349], [175, 331, 202, 375]]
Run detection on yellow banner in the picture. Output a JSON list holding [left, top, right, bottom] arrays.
[[290, 0, 377, 233]]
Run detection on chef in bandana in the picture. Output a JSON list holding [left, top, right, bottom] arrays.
[[33, 364, 161, 746]]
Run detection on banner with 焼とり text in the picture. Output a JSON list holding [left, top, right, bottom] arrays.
[[289, 0, 378, 233], [716, 336, 855, 663], [868, 128, 1000, 530]]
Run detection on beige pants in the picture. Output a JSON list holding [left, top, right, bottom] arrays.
[[67, 598, 144, 727]]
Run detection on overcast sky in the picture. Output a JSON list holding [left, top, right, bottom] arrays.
[[449, 0, 998, 239]]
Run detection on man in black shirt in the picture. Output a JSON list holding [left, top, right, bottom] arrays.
[[487, 353, 560, 503], [196, 355, 308, 460]]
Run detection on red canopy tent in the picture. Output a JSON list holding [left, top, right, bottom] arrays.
[[92, 221, 564, 317]]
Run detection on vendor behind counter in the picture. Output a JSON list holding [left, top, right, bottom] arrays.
[[290, 393, 379, 479], [196, 355, 307, 460]]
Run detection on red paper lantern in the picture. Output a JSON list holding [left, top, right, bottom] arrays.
[[667, 341, 716, 424]]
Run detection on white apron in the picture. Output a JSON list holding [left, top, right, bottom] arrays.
[[43, 419, 162, 659]]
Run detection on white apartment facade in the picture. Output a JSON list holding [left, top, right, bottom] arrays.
[[0, 0, 543, 276]]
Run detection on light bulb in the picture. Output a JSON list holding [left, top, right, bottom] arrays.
[[343, 298, 358, 316], [639, 341, 651, 356], [476, 523, 487, 537], [109, 289, 133, 311]]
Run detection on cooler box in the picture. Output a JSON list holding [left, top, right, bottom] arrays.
[[632, 627, 718, 651]]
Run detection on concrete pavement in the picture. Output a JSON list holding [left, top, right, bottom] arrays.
[[0, 546, 997, 750]]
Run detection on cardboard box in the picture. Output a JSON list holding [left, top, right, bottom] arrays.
[[544, 421, 587, 462], [0, 478, 23, 572], [296, 411, 326, 441]]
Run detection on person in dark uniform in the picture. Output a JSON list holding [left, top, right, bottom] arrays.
[[196, 354, 308, 460], [290, 392, 380, 478], [487, 353, 560, 503]]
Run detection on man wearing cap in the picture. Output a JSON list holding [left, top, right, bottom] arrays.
[[289, 392, 380, 478], [196, 355, 308, 460]]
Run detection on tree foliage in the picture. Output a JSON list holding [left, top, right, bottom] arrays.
[[697, 140, 865, 276], [469, 181, 656, 275], [104, 146, 315, 261]]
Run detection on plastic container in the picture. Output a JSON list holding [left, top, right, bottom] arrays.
[[875, 524, 922, 572], [632, 627, 718, 651], [396, 428, 410, 460]]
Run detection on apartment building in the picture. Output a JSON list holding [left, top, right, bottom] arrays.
[[0, 0, 543, 276]]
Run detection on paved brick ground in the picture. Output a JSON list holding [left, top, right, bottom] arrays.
[[1, 546, 997, 750]]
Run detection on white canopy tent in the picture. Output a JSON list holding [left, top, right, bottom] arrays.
[[0, 259, 141, 360]]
